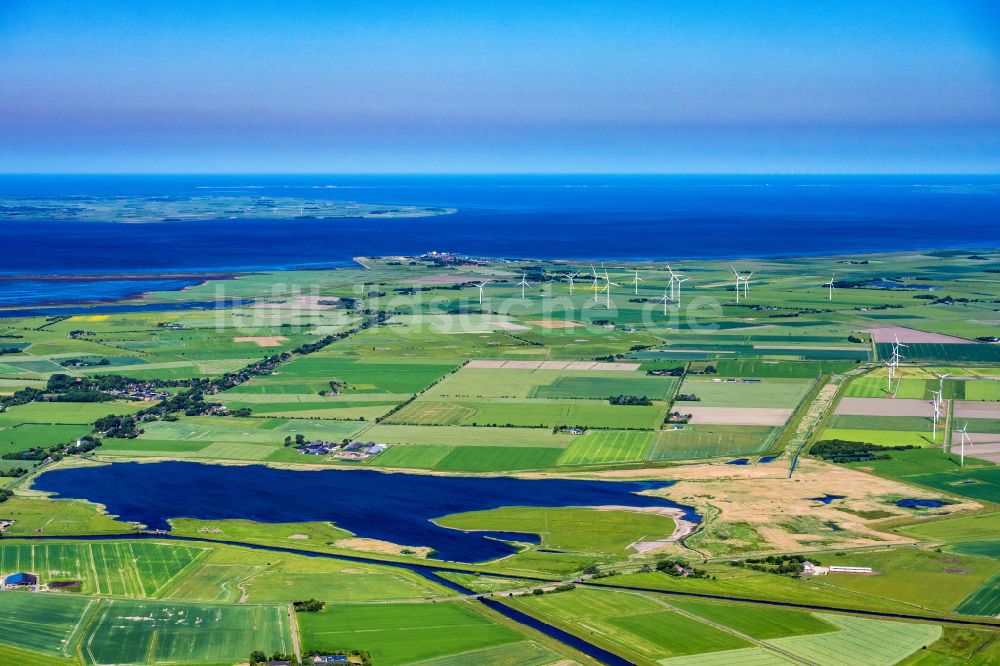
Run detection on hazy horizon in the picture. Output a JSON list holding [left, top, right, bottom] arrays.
[[2, 1, 998, 174]]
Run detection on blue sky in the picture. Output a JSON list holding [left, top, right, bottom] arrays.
[[1, 1, 998, 173]]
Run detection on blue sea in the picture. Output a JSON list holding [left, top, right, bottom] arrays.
[[1, 174, 999, 305], [32, 461, 695, 563]]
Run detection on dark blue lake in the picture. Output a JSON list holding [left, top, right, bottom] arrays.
[[2, 174, 999, 306], [32, 461, 698, 563], [896, 498, 946, 508]]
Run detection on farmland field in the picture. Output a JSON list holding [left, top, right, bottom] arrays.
[[765, 614, 940, 666], [649, 425, 777, 460], [436, 506, 676, 555], [0, 541, 209, 597], [385, 397, 666, 429], [0, 592, 93, 658], [297, 602, 524, 665], [676, 378, 813, 408], [954, 573, 1000, 616], [82, 599, 292, 665]]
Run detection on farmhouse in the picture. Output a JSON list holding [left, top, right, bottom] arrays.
[[298, 440, 340, 455], [3, 572, 38, 588], [313, 656, 349, 665]]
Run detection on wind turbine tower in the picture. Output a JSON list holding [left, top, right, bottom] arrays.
[[516, 273, 531, 299], [565, 271, 579, 295], [824, 273, 836, 301], [931, 390, 940, 442], [958, 423, 971, 467], [475, 280, 491, 305], [630, 269, 644, 295], [731, 267, 752, 302], [600, 267, 620, 309]]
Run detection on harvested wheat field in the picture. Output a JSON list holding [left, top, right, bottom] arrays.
[[233, 336, 290, 347]]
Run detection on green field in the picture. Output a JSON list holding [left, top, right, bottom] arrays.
[[82, 599, 292, 665], [649, 425, 777, 460], [0, 541, 208, 597], [0, 592, 93, 658], [676, 377, 813, 408], [386, 397, 666, 429], [297, 601, 524, 665], [764, 614, 940, 666], [505, 587, 752, 662], [954, 571, 1000, 617], [436, 506, 676, 555], [556, 429, 655, 465]]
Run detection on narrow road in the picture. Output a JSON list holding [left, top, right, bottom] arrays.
[[287, 603, 302, 664]]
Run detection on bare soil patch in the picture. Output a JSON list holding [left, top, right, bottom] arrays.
[[492, 321, 531, 331], [528, 320, 583, 329], [685, 406, 793, 426], [836, 397, 934, 417], [233, 336, 290, 347], [954, 401, 1000, 419], [868, 326, 973, 344]]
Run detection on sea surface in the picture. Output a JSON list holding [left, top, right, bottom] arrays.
[[32, 461, 696, 563], [2, 174, 999, 305]]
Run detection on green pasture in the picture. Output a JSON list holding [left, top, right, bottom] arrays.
[[297, 601, 523, 665], [0, 497, 131, 536], [437, 506, 676, 555], [649, 425, 777, 460], [386, 397, 666, 429], [0, 592, 93, 658], [955, 573, 1000, 616], [676, 377, 813, 408], [714, 359, 857, 378], [669, 598, 837, 639], [817, 548, 1000, 613], [504, 587, 751, 662], [819, 428, 935, 448], [764, 613, 940, 666], [897, 512, 1000, 543], [82, 599, 292, 665], [0, 541, 207, 597], [556, 430, 655, 465]]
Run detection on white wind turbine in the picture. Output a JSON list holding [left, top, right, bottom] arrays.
[[931, 390, 941, 442], [674, 276, 690, 307], [657, 287, 670, 315], [824, 273, 836, 301], [630, 269, 644, 295], [731, 267, 752, 302], [957, 422, 971, 467], [590, 264, 601, 300], [565, 271, 580, 295], [666, 264, 685, 302], [934, 373, 949, 409], [475, 280, 491, 305], [600, 267, 620, 308], [516, 273, 532, 299]]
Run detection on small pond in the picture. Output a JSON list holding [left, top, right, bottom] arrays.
[[896, 498, 946, 509]]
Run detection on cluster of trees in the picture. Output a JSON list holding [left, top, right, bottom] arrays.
[[735, 554, 815, 576], [812, 438, 918, 463], [674, 393, 699, 402], [94, 414, 142, 439], [646, 366, 685, 377], [608, 394, 652, 406], [656, 558, 708, 578], [292, 598, 325, 612], [0, 488, 13, 504], [59, 358, 111, 367], [0, 347, 22, 355]]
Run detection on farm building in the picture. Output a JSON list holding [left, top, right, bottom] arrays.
[[829, 566, 874, 574], [4, 572, 38, 588], [313, 656, 349, 665]]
